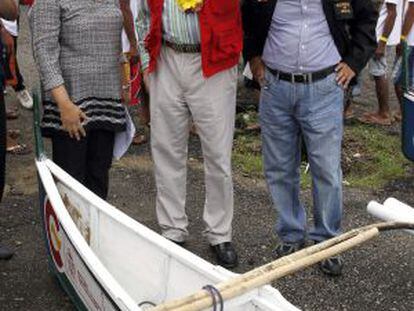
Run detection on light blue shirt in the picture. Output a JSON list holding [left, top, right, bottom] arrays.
[[262, 0, 341, 73]]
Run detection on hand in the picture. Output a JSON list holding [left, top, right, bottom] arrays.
[[250, 56, 266, 87], [374, 42, 386, 60], [396, 43, 403, 58], [129, 45, 140, 65], [143, 69, 150, 93], [335, 62, 356, 89], [396, 40, 408, 58], [59, 102, 87, 141]]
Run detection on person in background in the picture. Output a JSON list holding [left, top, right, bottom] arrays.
[[243, 0, 377, 276], [119, 0, 149, 146], [0, 0, 18, 261], [30, 0, 127, 199], [0, 19, 31, 155], [394, 0, 414, 113], [359, 0, 403, 126], [136, 0, 242, 268], [0, 16, 33, 109]]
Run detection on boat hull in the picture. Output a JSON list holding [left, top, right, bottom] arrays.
[[36, 158, 299, 311]]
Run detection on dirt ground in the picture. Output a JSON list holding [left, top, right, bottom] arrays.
[[0, 9, 413, 311]]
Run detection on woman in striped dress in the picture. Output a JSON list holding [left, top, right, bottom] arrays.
[[30, 0, 128, 199]]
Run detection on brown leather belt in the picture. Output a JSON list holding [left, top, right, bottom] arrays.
[[268, 66, 336, 84], [164, 40, 201, 54]]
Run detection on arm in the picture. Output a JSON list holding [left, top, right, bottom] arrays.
[[0, 0, 18, 20], [375, 3, 397, 59], [30, 0, 86, 140], [242, 0, 276, 84], [119, 0, 139, 62], [342, 0, 378, 75], [336, 0, 378, 88], [396, 2, 414, 57], [136, 0, 151, 72], [136, 0, 151, 90], [401, 2, 414, 41]]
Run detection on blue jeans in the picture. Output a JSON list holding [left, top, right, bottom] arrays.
[[260, 70, 344, 243]]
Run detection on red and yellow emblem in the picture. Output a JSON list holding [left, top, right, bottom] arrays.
[[45, 199, 64, 271]]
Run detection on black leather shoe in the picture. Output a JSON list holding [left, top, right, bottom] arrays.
[[210, 242, 238, 268], [0, 245, 14, 260]]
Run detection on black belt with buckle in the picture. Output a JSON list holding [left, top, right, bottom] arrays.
[[268, 66, 336, 84], [164, 40, 201, 54]]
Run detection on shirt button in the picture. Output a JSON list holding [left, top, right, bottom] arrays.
[[301, 45, 305, 49], [304, 24, 308, 28], [303, 5, 307, 10], [300, 66, 304, 71]]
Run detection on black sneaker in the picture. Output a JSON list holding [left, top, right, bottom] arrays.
[[319, 256, 343, 276], [274, 241, 305, 258]]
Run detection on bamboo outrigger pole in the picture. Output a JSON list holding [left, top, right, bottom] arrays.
[[152, 222, 414, 311]]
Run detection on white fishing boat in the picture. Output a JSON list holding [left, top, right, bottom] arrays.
[[36, 156, 301, 311], [32, 84, 301, 311]]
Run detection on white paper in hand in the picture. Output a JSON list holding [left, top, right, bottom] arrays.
[[243, 63, 253, 81], [113, 107, 136, 160]]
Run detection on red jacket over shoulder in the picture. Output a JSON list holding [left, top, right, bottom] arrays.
[[145, 0, 243, 78]]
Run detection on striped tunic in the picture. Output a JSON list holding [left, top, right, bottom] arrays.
[[136, 0, 201, 70], [30, 0, 127, 136]]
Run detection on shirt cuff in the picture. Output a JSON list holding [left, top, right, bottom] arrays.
[[42, 74, 65, 92]]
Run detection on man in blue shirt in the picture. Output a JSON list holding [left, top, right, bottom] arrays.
[[243, 0, 377, 276], [0, 0, 18, 261]]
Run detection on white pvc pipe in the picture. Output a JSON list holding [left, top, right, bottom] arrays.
[[367, 198, 414, 235]]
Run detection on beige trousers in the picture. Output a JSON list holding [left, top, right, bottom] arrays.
[[149, 46, 237, 245]]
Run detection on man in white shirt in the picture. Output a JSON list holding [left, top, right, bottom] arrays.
[[360, 0, 403, 125]]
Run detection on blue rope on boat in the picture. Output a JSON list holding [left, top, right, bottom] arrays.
[[202, 285, 224, 311]]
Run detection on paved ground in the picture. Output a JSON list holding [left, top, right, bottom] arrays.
[[0, 10, 413, 311]]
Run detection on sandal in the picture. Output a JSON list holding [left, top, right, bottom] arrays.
[[358, 112, 392, 126], [7, 143, 31, 155]]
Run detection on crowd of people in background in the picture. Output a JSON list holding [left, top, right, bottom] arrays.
[[0, 0, 413, 279]]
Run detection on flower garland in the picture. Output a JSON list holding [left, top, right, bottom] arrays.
[[177, 0, 204, 11]]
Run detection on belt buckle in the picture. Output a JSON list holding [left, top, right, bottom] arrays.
[[291, 73, 309, 83]]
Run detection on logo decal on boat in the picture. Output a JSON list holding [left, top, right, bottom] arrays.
[[44, 198, 64, 272]]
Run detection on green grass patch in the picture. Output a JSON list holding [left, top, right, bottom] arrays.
[[342, 124, 410, 188], [232, 118, 411, 189]]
